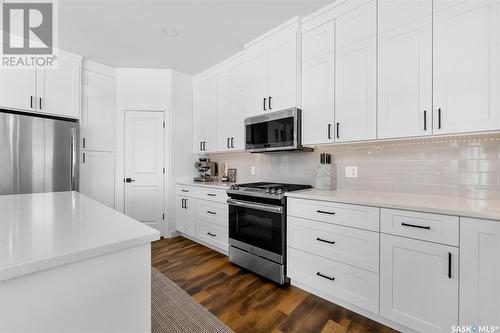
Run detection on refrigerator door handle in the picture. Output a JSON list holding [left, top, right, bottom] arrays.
[[70, 127, 78, 191]]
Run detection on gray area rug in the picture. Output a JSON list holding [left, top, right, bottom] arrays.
[[151, 268, 234, 333]]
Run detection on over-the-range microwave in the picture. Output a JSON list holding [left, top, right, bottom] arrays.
[[244, 108, 312, 153]]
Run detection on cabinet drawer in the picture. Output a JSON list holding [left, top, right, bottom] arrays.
[[287, 198, 380, 231], [196, 200, 228, 227], [381, 209, 459, 246], [288, 217, 379, 273], [175, 185, 197, 197], [197, 221, 228, 251], [197, 188, 228, 203], [288, 248, 379, 314]]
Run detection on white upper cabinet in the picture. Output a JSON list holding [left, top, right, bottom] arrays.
[[460, 218, 500, 328], [37, 52, 82, 119], [81, 63, 116, 152], [302, 21, 335, 146], [216, 69, 232, 151], [378, 1, 433, 139], [0, 51, 81, 119], [244, 19, 299, 117], [228, 61, 246, 150], [433, 0, 500, 134], [335, 0, 377, 142], [192, 76, 217, 153]]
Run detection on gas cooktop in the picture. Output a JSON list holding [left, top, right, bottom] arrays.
[[227, 182, 312, 200]]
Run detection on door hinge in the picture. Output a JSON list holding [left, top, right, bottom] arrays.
[[163, 121, 165, 128]]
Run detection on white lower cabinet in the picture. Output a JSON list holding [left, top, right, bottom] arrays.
[[80, 151, 115, 208], [175, 196, 196, 237], [460, 218, 500, 327], [380, 234, 459, 332]]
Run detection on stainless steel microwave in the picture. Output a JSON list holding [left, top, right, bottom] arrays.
[[245, 108, 310, 153]]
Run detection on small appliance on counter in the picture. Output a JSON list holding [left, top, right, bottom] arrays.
[[315, 153, 336, 190], [194, 157, 218, 182], [226, 182, 312, 285]]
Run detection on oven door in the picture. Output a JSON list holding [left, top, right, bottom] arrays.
[[245, 108, 300, 152], [228, 198, 285, 263]]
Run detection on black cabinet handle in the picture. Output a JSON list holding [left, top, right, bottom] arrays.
[[401, 222, 431, 230], [316, 237, 335, 245], [181, 198, 185, 209], [336, 123, 340, 139], [269, 96, 272, 110], [316, 210, 336, 215], [227, 138, 230, 149], [181, 189, 189, 193], [39, 97, 42, 110], [328, 124, 332, 139], [448, 252, 452, 279], [207, 211, 216, 215], [200, 142, 202, 151], [82, 152, 86, 164], [202, 141, 206, 151], [184, 199, 188, 209], [316, 272, 335, 281], [263, 98, 267, 111], [82, 138, 86, 149], [207, 232, 216, 237], [30, 96, 34, 108], [231, 137, 234, 148], [424, 110, 427, 131], [438, 108, 442, 129], [207, 193, 216, 197]]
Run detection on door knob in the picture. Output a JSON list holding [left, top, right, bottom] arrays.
[[124, 178, 136, 183]]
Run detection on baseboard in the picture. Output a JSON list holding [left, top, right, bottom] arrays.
[[291, 280, 417, 333]]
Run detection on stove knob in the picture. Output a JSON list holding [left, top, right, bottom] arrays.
[[271, 188, 277, 194], [230, 185, 239, 190], [277, 188, 283, 194], [265, 188, 271, 193]]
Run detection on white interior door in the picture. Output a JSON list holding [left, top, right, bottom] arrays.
[[124, 111, 165, 232]]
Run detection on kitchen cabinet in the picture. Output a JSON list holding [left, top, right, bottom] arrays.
[[244, 19, 299, 117], [192, 76, 217, 153], [433, 0, 500, 134], [0, 51, 81, 119], [301, 21, 335, 145], [335, 0, 377, 142], [460, 218, 500, 328], [80, 151, 115, 208], [81, 63, 116, 152], [378, 3, 432, 139], [175, 195, 196, 237], [380, 234, 458, 332]]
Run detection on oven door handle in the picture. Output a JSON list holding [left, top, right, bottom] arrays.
[[227, 198, 283, 214]]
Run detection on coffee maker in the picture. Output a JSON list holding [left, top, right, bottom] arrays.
[[194, 157, 218, 182]]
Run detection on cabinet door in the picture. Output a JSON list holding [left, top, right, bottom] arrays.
[[378, 16, 432, 139], [335, 1, 377, 142], [193, 76, 217, 153], [175, 196, 186, 233], [380, 234, 458, 332], [460, 218, 500, 327], [244, 44, 269, 117], [216, 69, 231, 152], [302, 21, 335, 145], [37, 54, 81, 118], [0, 68, 36, 111], [185, 197, 196, 237], [268, 24, 298, 112], [80, 151, 115, 208], [81, 69, 115, 151], [229, 61, 246, 150], [433, 0, 500, 134]]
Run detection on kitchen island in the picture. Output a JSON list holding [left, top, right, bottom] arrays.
[[0, 191, 160, 332]]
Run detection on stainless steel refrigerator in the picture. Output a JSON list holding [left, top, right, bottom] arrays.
[[0, 111, 79, 195]]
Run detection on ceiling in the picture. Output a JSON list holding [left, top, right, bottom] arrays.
[[58, 0, 331, 76]]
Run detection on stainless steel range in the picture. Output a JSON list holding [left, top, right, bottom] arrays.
[[226, 182, 312, 285]]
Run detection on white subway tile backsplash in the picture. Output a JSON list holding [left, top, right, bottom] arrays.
[[208, 134, 500, 200]]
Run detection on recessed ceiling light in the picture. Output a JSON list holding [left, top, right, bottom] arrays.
[[162, 27, 179, 38]]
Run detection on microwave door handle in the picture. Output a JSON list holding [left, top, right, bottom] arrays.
[[227, 198, 283, 214]]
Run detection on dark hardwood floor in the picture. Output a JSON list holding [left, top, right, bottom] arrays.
[[151, 237, 398, 333]]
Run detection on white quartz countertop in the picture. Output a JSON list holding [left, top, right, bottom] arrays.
[[176, 181, 234, 190], [286, 189, 500, 221], [0, 191, 160, 281]]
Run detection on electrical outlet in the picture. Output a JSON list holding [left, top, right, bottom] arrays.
[[250, 166, 256, 175], [345, 166, 358, 178]]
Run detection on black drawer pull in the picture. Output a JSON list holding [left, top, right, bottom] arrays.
[[448, 252, 452, 279], [316, 210, 336, 215], [207, 211, 216, 215], [181, 189, 189, 193], [207, 232, 216, 237], [316, 237, 335, 245], [401, 222, 431, 230], [207, 193, 216, 197], [316, 272, 335, 281]]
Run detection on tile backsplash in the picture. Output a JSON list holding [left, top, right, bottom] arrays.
[[208, 133, 500, 200]]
